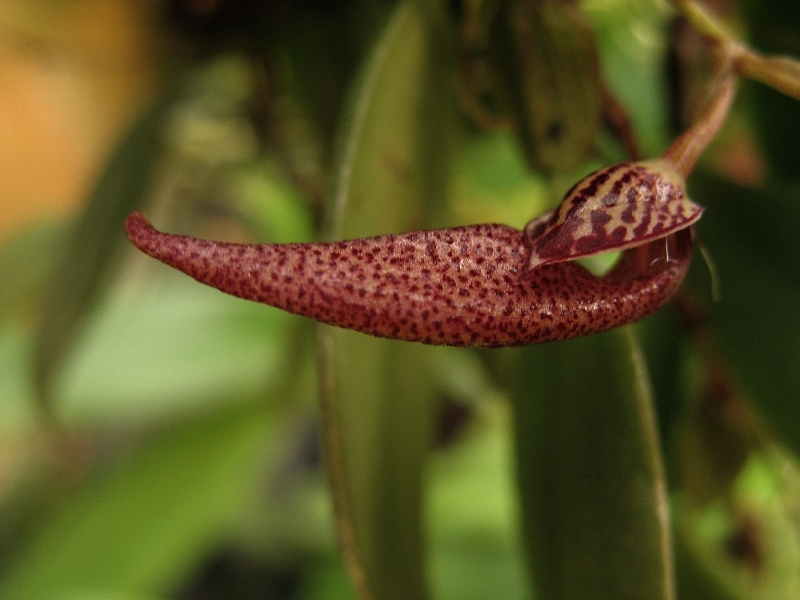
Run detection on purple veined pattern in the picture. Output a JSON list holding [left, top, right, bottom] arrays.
[[126, 212, 692, 348]]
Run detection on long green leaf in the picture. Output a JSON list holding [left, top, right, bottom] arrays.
[[0, 401, 277, 600], [510, 328, 674, 600], [33, 87, 177, 408], [317, 2, 453, 598]]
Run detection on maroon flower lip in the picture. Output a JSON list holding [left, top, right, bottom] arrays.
[[125, 212, 692, 348]]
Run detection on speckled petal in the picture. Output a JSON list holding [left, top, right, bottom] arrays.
[[126, 213, 692, 348], [524, 159, 703, 270]]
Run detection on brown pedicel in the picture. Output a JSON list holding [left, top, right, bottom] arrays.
[[125, 212, 691, 348]]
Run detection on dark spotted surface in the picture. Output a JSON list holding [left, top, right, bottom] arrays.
[[525, 159, 703, 270], [125, 212, 692, 348]]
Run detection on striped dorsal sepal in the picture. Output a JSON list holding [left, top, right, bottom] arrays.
[[524, 159, 703, 270]]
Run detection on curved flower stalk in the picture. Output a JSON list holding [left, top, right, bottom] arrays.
[[125, 213, 692, 348]]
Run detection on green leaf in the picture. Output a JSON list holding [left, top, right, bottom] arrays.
[[316, 2, 454, 598], [426, 387, 531, 600], [33, 87, 179, 407], [509, 328, 674, 600], [0, 222, 65, 324], [0, 401, 278, 600], [56, 280, 292, 426]]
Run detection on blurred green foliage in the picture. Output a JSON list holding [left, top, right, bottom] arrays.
[[2, 1, 800, 599]]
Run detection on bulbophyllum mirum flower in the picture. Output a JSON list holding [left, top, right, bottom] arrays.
[[125, 62, 735, 349], [125, 213, 692, 348]]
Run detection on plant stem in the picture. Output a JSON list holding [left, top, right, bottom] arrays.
[[662, 59, 737, 178]]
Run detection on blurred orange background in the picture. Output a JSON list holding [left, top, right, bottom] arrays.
[[0, 0, 163, 242]]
